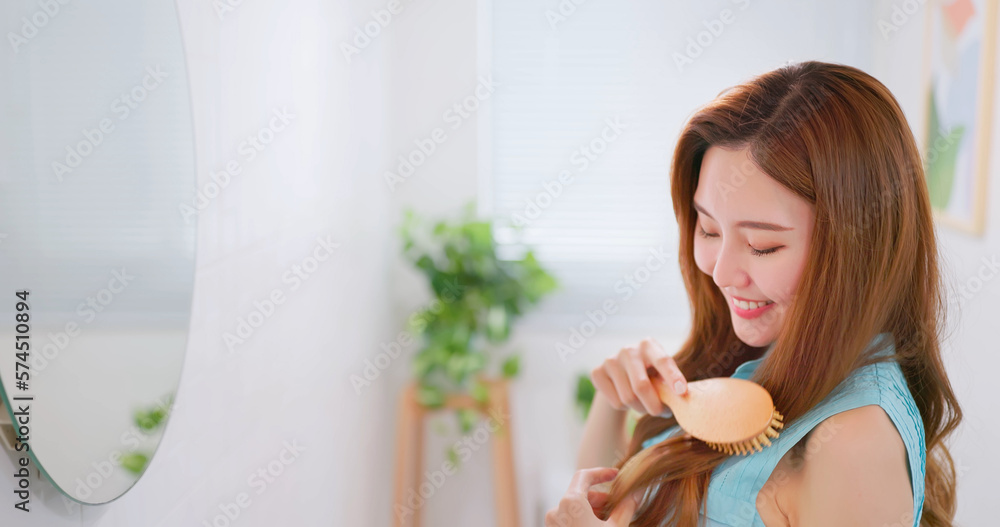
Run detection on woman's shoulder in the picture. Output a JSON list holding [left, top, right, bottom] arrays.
[[832, 348, 926, 453], [822, 336, 924, 436], [788, 349, 926, 525], [803, 404, 909, 474], [789, 404, 915, 525], [814, 345, 927, 480]]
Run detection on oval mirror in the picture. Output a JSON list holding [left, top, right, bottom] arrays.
[[0, 0, 195, 504]]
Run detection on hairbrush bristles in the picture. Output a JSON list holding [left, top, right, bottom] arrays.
[[704, 409, 784, 456]]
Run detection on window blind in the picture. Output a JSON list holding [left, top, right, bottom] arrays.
[[486, 0, 874, 332]]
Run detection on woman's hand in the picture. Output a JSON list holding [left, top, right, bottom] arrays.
[[590, 337, 687, 417], [544, 467, 640, 527]]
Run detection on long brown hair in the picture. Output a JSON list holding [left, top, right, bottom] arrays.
[[600, 61, 962, 526]]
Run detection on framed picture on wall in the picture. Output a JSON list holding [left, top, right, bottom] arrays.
[[922, 0, 998, 235]]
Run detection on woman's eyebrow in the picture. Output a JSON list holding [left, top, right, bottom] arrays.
[[693, 200, 794, 232]]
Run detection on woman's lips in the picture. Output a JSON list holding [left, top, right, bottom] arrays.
[[730, 297, 776, 320]]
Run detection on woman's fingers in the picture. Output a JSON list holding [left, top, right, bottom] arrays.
[[567, 467, 619, 495], [604, 355, 644, 414], [586, 488, 609, 516], [606, 491, 641, 526], [591, 338, 686, 416], [590, 365, 622, 409], [640, 338, 687, 396], [621, 347, 665, 415], [545, 468, 640, 526], [544, 468, 619, 526]]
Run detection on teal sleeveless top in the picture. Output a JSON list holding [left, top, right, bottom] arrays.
[[639, 332, 926, 526]]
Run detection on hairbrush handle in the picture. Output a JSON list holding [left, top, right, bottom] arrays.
[[649, 373, 687, 411]]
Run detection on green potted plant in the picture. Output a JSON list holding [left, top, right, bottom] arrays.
[[400, 202, 558, 463]]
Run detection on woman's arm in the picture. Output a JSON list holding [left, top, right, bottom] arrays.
[[793, 405, 913, 526], [576, 391, 631, 470], [577, 338, 688, 470]]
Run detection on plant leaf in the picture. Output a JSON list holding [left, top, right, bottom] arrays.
[[485, 305, 509, 343], [416, 384, 445, 408], [120, 452, 149, 475], [472, 381, 490, 405], [501, 355, 520, 378], [575, 374, 596, 420], [457, 408, 478, 434], [447, 446, 461, 469]]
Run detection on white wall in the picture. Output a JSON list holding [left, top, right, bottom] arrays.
[[0, 0, 397, 525]]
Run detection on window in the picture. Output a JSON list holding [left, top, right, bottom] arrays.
[[485, 0, 872, 332]]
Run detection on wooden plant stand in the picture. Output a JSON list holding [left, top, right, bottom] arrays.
[[392, 378, 520, 527]]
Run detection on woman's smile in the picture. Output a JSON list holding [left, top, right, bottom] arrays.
[[730, 295, 777, 319]]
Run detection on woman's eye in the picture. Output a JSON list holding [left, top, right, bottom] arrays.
[[698, 226, 782, 257], [749, 246, 780, 257]]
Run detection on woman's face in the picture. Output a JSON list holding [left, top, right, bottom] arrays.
[[692, 145, 815, 348]]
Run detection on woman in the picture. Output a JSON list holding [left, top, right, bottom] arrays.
[[546, 61, 962, 526]]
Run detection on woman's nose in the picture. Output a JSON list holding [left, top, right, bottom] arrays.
[[712, 239, 750, 290]]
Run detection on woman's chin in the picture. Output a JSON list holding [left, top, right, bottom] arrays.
[[733, 321, 776, 348]]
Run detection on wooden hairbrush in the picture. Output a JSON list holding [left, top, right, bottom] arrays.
[[652, 376, 784, 455]]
